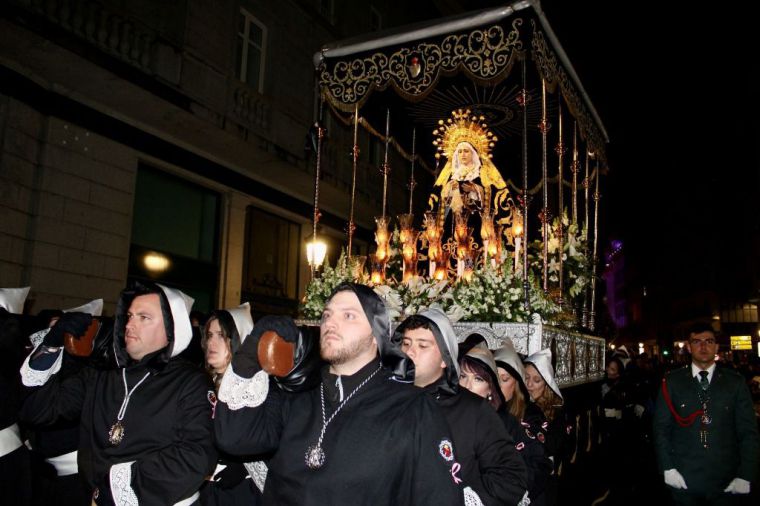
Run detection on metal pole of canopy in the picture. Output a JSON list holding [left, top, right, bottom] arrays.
[[381, 109, 391, 219], [519, 58, 531, 313], [590, 161, 601, 331], [582, 150, 591, 328], [571, 122, 579, 226], [556, 100, 565, 309], [348, 104, 359, 259], [408, 128, 416, 214], [310, 100, 325, 279], [540, 79, 549, 295]]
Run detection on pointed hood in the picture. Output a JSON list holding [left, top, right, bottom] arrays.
[[524, 348, 562, 400], [327, 282, 414, 382], [113, 281, 194, 367], [465, 341, 499, 378], [396, 308, 459, 390], [462, 341, 506, 407], [206, 302, 253, 355], [613, 345, 632, 368], [158, 283, 194, 358], [64, 298, 104, 316], [228, 302, 254, 348], [493, 339, 529, 398], [0, 286, 30, 314]]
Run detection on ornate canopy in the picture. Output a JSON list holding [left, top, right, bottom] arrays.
[[314, 0, 608, 162]]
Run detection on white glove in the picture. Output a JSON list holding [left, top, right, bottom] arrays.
[[724, 478, 750, 494], [633, 404, 645, 418], [664, 469, 688, 489]]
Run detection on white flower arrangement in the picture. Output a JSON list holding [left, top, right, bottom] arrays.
[[529, 208, 590, 305], [301, 251, 353, 319], [301, 208, 589, 328]]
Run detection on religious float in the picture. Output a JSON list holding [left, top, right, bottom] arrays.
[[301, 0, 609, 387]]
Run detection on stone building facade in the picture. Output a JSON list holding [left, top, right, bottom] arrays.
[[0, 0, 443, 316]]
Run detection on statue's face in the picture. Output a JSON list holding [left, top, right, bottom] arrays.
[[457, 144, 473, 166]]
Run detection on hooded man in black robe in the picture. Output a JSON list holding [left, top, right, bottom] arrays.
[[397, 308, 528, 505], [20, 281, 217, 505], [214, 282, 463, 505]]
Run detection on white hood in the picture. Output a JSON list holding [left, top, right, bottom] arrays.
[[157, 284, 194, 358], [64, 298, 104, 316], [228, 302, 254, 344], [0, 286, 30, 314], [525, 348, 563, 400]]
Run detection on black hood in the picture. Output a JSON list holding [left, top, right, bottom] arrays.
[[113, 281, 194, 368], [395, 308, 460, 394], [204, 309, 242, 355], [328, 282, 414, 382]]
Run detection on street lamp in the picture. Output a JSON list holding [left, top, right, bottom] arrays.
[[143, 251, 170, 274], [306, 236, 327, 274]]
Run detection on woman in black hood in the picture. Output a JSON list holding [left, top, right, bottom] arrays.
[[201, 303, 252, 390]]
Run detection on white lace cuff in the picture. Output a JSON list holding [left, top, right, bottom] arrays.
[[20, 346, 63, 386], [518, 491, 531, 506], [110, 461, 138, 506], [217, 367, 269, 410], [244, 460, 268, 493], [464, 486, 485, 506], [29, 328, 50, 348]]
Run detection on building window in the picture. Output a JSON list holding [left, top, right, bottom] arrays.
[[241, 207, 300, 319], [235, 8, 267, 93], [129, 165, 220, 313]]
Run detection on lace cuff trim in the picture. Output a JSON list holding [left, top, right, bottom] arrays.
[[29, 328, 50, 348], [463, 486, 485, 506], [217, 368, 269, 411], [518, 491, 531, 506], [244, 460, 268, 493], [110, 461, 138, 506], [20, 346, 63, 387]]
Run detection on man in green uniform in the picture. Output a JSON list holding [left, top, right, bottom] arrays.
[[653, 322, 758, 505]]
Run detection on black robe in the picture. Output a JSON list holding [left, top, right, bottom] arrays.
[[501, 402, 552, 506], [215, 360, 464, 505], [426, 379, 528, 505], [21, 349, 217, 505]]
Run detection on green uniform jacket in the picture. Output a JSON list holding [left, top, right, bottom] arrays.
[[653, 365, 759, 495]]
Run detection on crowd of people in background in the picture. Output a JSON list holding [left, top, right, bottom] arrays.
[[1, 283, 758, 505]]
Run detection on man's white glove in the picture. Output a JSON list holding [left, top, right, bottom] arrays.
[[664, 469, 688, 489], [724, 478, 750, 494], [633, 404, 645, 418]]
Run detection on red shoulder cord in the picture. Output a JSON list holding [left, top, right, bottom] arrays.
[[661, 377, 703, 427]]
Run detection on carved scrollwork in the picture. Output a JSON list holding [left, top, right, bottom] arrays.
[[319, 20, 524, 111]]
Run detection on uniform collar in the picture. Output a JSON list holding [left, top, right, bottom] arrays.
[[691, 362, 716, 383]]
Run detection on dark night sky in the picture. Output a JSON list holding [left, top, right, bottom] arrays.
[[392, 0, 759, 303], [534, 1, 760, 301]]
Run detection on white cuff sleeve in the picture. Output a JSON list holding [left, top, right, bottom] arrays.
[[464, 486, 485, 506], [110, 461, 138, 506], [20, 346, 63, 386], [244, 460, 268, 493]]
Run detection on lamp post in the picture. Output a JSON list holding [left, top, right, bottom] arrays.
[[306, 235, 327, 275]]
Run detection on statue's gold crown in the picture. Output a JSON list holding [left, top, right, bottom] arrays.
[[432, 109, 497, 160]]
